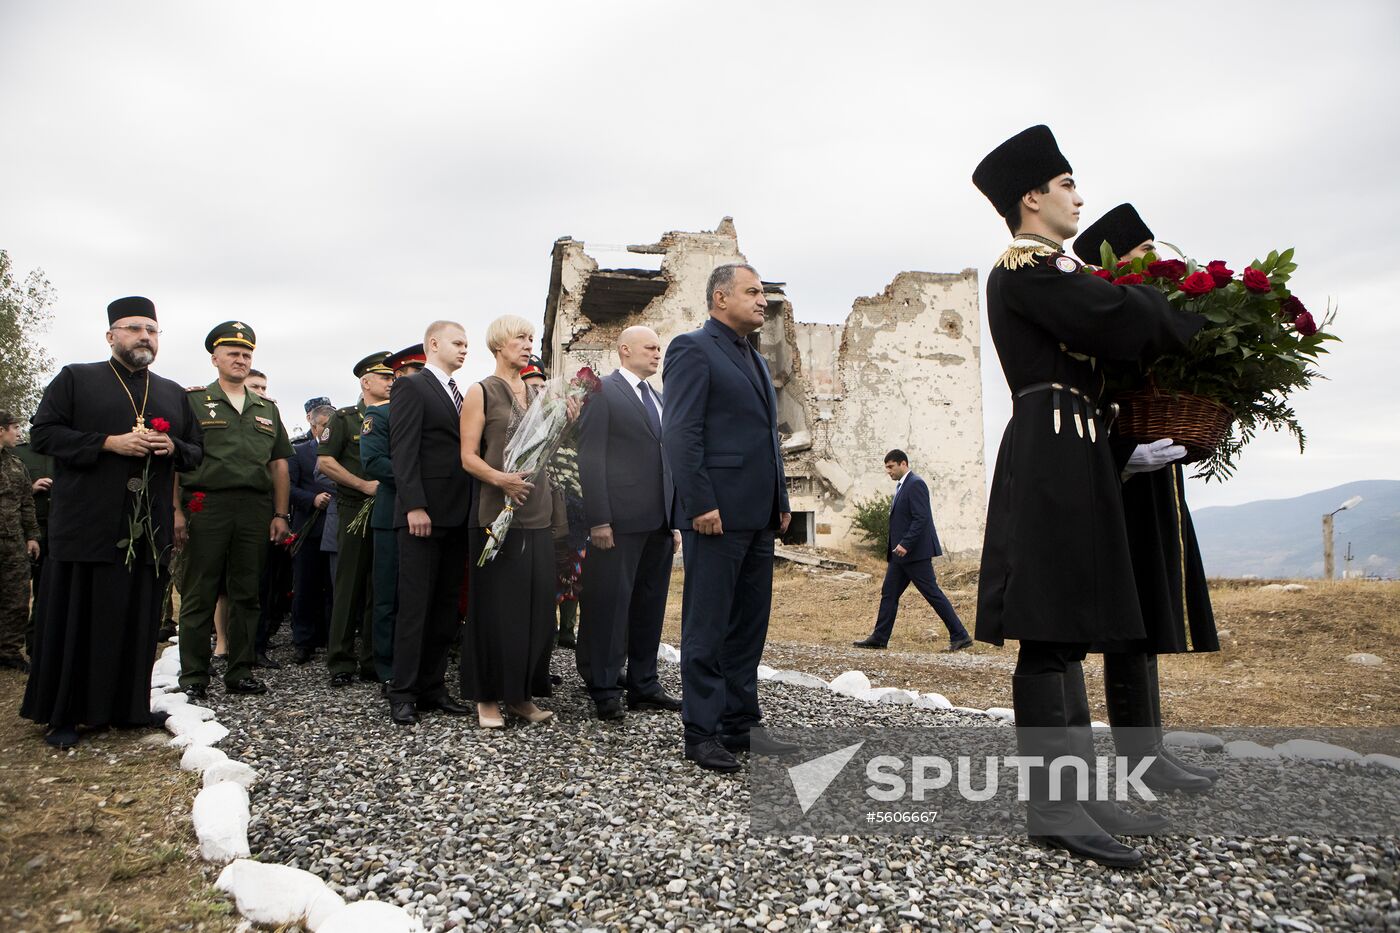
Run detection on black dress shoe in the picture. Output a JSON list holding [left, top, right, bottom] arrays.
[[684, 738, 741, 773], [183, 684, 207, 701], [227, 677, 268, 695], [1161, 746, 1221, 782], [946, 634, 974, 652], [852, 637, 887, 649], [627, 691, 681, 712], [595, 698, 625, 721], [358, 669, 380, 683], [148, 710, 170, 728], [45, 727, 80, 749], [1081, 798, 1170, 836], [330, 672, 353, 688], [254, 651, 282, 669], [720, 728, 803, 757], [419, 695, 472, 716], [390, 702, 418, 725], [293, 646, 315, 665]]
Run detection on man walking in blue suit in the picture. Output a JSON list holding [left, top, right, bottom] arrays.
[[662, 262, 801, 773], [854, 450, 972, 652]]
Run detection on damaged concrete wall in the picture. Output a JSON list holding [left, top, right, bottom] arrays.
[[791, 271, 986, 556], [541, 218, 986, 557]]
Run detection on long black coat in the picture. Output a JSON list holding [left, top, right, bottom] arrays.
[[1097, 434, 1219, 654], [30, 361, 203, 565], [975, 249, 1203, 645]]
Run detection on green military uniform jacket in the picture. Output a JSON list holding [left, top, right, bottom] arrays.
[[180, 382, 294, 492], [358, 404, 396, 531], [319, 401, 370, 507], [0, 448, 39, 542], [12, 443, 51, 539]]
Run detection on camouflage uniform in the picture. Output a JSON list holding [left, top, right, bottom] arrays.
[[0, 447, 39, 664]]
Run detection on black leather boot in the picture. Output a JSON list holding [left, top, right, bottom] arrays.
[[1013, 672, 1144, 868], [1104, 652, 1212, 794], [1145, 655, 1220, 782], [1063, 662, 1169, 835]]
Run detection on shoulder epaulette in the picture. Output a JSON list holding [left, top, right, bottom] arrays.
[[185, 385, 207, 392], [994, 242, 1056, 271], [337, 406, 357, 414]]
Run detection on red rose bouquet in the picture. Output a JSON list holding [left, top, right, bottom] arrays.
[[1085, 242, 1338, 481]]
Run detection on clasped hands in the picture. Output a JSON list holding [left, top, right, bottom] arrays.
[[104, 431, 175, 457]]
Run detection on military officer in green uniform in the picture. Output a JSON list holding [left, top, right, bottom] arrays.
[[319, 351, 394, 686], [178, 322, 294, 699], [0, 411, 41, 670], [360, 344, 425, 685], [13, 435, 53, 659]]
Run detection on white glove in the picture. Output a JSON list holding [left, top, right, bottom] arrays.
[[1125, 438, 1186, 475]]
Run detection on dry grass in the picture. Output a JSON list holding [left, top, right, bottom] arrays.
[[0, 670, 237, 933], [661, 551, 1400, 728]]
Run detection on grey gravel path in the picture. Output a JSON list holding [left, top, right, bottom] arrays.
[[207, 645, 1400, 932]]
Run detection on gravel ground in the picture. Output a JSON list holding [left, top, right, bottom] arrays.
[[207, 644, 1400, 932]]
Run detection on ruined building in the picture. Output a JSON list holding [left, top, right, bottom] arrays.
[[540, 218, 987, 556]]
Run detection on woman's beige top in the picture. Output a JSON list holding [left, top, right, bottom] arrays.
[[472, 375, 560, 531]]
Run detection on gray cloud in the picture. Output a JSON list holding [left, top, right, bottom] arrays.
[[3, 1, 1395, 508]]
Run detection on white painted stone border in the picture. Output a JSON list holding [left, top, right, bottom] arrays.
[[149, 640, 426, 931], [658, 643, 1400, 772]]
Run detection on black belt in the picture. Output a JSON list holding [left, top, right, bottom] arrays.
[[1013, 382, 1117, 441]]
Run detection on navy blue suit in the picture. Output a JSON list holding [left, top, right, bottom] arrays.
[[869, 471, 967, 645], [288, 434, 335, 650], [662, 317, 789, 744], [576, 370, 676, 702]]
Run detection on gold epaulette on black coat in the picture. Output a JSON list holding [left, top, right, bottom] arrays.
[[995, 242, 1056, 271]]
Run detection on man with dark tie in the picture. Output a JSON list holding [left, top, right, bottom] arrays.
[[385, 321, 473, 725], [576, 326, 682, 721], [854, 449, 971, 652], [662, 263, 798, 773]]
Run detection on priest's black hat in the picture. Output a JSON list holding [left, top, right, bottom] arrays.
[[107, 296, 157, 324], [1073, 203, 1154, 265], [972, 125, 1073, 217]]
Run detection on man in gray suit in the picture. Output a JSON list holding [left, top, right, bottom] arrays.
[[576, 326, 682, 720]]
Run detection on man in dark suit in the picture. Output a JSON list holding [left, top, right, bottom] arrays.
[[288, 398, 336, 664], [576, 326, 682, 721], [662, 263, 799, 773], [854, 450, 972, 652], [386, 321, 474, 725]]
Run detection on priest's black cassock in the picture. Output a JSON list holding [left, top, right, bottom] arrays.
[[20, 361, 203, 730]]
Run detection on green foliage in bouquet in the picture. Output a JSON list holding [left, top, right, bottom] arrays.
[[849, 493, 893, 554], [1091, 242, 1338, 482]]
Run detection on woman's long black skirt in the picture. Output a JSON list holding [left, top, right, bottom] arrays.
[[461, 527, 555, 704]]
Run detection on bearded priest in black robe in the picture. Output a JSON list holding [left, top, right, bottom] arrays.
[[21, 297, 203, 748]]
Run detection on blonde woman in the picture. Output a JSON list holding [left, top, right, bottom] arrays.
[[459, 315, 569, 728]]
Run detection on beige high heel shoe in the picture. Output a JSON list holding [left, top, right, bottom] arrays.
[[505, 701, 554, 724], [477, 702, 505, 729]]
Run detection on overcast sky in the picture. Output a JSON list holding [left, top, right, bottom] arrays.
[[3, 1, 1396, 511]]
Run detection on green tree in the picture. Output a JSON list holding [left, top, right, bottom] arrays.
[[0, 250, 56, 421], [849, 492, 893, 554]]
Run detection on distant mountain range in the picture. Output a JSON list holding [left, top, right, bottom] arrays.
[[1191, 480, 1400, 579]]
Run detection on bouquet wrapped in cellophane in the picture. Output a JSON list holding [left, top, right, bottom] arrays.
[[477, 366, 602, 565]]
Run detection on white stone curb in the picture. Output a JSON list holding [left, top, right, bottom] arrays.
[[150, 648, 424, 930]]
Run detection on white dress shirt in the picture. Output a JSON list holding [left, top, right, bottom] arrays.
[[422, 362, 457, 395]]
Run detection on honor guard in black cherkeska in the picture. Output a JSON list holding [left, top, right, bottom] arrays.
[[972, 126, 1206, 867], [177, 321, 294, 699], [319, 351, 394, 687], [22, 297, 204, 748], [1073, 205, 1221, 791], [358, 344, 426, 689]]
